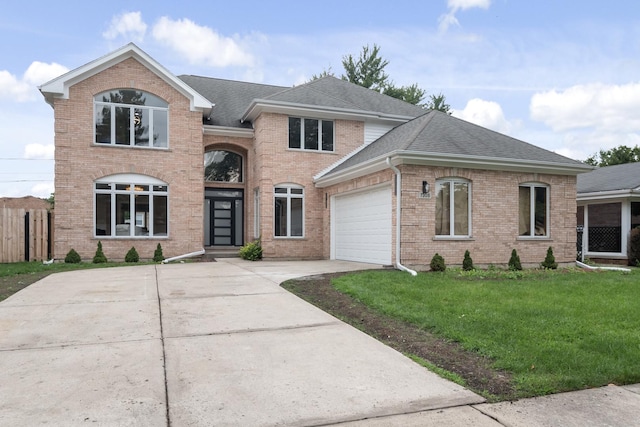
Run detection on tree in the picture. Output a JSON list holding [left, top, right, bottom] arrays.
[[341, 44, 390, 92], [311, 44, 430, 106], [584, 145, 640, 167], [425, 93, 452, 114]]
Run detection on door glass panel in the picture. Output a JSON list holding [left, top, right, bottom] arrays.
[[214, 201, 232, 209], [214, 219, 231, 227], [214, 210, 231, 218], [235, 200, 243, 246], [215, 229, 231, 236], [214, 237, 232, 245]]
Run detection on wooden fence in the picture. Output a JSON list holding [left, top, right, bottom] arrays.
[[0, 208, 52, 263]]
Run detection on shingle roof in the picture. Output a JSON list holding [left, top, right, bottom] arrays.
[[262, 76, 426, 118], [178, 75, 286, 128], [577, 162, 640, 193], [326, 110, 588, 175]]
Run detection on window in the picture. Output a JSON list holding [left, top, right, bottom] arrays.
[[288, 117, 334, 151], [435, 179, 471, 237], [274, 185, 304, 237], [95, 175, 168, 237], [519, 184, 548, 237], [94, 89, 168, 148], [204, 150, 243, 182]]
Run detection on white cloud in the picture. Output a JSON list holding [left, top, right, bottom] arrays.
[[452, 98, 512, 134], [30, 182, 55, 198], [24, 143, 54, 159], [0, 62, 68, 102], [103, 11, 147, 42], [439, 0, 491, 32], [530, 82, 640, 132], [152, 17, 254, 68]]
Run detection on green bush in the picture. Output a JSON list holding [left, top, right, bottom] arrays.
[[508, 249, 522, 271], [430, 253, 446, 272], [541, 246, 558, 269], [93, 241, 107, 264], [153, 243, 164, 263], [462, 250, 474, 271], [628, 227, 640, 266], [125, 247, 139, 263], [64, 248, 81, 264], [239, 240, 263, 261]]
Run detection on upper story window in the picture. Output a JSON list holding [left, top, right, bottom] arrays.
[[288, 117, 334, 152], [204, 150, 243, 182], [94, 89, 168, 148], [519, 183, 549, 237], [435, 178, 471, 237]]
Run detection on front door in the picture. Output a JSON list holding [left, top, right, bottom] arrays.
[[204, 189, 243, 246]]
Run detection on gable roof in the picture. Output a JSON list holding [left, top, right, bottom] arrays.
[[316, 110, 592, 186], [178, 75, 286, 129], [577, 162, 640, 196], [39, 43, 212, 112], [241, 76, 426, 124]]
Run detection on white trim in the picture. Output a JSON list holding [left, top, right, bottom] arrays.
[[273, 184, 305, 238], [519, 182, 550, 238], [203, 125, 254, 138], [435, 178, 472, 238], [39, 43, 212, 112]]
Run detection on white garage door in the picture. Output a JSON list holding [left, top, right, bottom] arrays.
[[333, 186, 392, 265]]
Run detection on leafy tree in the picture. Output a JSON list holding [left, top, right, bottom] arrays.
[[310, 67, 335, 81], [425, 93, 452, 114], [585, 145, 640, 167], [383, 83, 426, 106], [341, 44, 390, 92]]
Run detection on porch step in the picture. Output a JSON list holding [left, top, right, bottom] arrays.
[[203, 246, 240, 260]]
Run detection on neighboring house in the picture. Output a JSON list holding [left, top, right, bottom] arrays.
[[577, 162, 640, 264], [39, 43, 591, 267], [0, 196, 50, 210]]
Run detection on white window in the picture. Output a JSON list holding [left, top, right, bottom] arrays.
[[519, 183, 549, 237], [274, 185, 304, 237], [288, 117, 334, 151], [94, 174, 168, 238], [94, 89, 168, 148], [435, 179, 471, 237]]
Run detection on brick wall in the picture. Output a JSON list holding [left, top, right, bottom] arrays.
[[252, 113, 365, 259], [323, 164, 578, 269], [53, 58, 203, 261]]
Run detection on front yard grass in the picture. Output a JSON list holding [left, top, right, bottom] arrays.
[[331, 268, 640, 399]]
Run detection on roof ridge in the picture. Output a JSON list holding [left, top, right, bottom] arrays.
[[179, 74, 288, 90]]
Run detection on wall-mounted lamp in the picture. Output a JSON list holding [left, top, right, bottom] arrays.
[[420, 180, 431, 199]]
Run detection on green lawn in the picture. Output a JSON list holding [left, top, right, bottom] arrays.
[[332, 268, 640, 398]]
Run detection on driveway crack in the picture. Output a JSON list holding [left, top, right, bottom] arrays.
[[154, 265, 171, 427]]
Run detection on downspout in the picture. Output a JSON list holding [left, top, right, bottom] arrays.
[[386, 157, 418, 276], [162, 248, 206, 264]]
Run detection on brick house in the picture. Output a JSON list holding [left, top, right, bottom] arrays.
[[40, 43, 591, 268], [577, 162, 640, 265]]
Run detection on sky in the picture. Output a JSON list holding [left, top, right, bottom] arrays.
[[1, 0, 639, 198]]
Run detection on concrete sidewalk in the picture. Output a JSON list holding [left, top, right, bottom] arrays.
[[0, 259, 639, 426]]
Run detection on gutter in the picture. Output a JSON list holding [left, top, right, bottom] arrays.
[[386, 157, 418, 276], [162, 248, 206, 264], [575, 260, 630, 272]]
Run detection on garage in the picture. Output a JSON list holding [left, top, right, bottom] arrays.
[[332, 186, 392, 265]]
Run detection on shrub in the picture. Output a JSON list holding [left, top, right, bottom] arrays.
[[430, 253, 446, 272], [93, 241, 107, 264], [508, 249, 522, 271], [541, 246, 558, 269], [64, 248, 81, 264], [462, 250, 474, 271], [153, 243, 164, 263], [239, 239, 263, 261], [628, 227, 640, 266], [125, 247, 139, 263]]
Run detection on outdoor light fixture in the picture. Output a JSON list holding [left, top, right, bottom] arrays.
[[422, 180, 430, 194]]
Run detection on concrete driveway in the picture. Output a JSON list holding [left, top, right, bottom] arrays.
[[0, 259, 484, 426]]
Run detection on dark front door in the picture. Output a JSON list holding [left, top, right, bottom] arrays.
[[205, 189, 243, 246]]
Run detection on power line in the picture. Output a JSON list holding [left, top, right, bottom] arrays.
[[0, 180, 52, 183], [0, 158, 54, 161]]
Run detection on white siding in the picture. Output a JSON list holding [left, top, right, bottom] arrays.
[[364, 122, 394, 145]]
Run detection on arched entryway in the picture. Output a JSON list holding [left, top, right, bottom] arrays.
[[203, 149, 245, 247]]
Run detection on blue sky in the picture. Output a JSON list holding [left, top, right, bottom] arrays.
[[1, 0, 639, 198]]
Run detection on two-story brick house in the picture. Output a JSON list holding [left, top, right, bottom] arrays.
[[40, 43, 591, 268]]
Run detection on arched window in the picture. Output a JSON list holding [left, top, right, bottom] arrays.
[[94, 174, 168, 238], [204, 150, 243, 182], [94, 89, 168, 148], [435, 178, 471, 237]]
